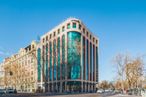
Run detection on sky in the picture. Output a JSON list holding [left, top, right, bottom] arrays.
[[0, 0, 146, 82]]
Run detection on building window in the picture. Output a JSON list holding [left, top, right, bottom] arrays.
[[86, 39, 89, 80], [83, 28, 85, 34], [93, 45, 95, 81], [53, 40, 57, 81], [31, 58, 33, 63], [46, 36, 48, 41], [62, 26, 65, 32], [45, 43, 48, 81], [83, 36, 85, 80], [90, 42, 92, 81], [90, 35, 92, 40], [93, 38, 95, 42], [50, 34, 52, 39], [67, 31, 81, 79], [37, 48, 41, 82], [73, 23, 76, 28], [86, 31, 88, 37], [57, 37, 60, 80], [79, 24, 81, 30], [49, 42, 52, 81], [67, 23, 70, 29], [43, 38, 45, 43], [96, 46, 98, 82], [54, 32, 56, 37], [58, 29, 60, 34], [62, 35, 65, 79], [42, 45, 45, 82]]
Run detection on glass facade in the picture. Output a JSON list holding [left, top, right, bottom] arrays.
[[46, 44, 48, 81], [37, 48, 41, 82], [67, 31, 81, 79], [49, 42, 52, 81], [92, 44, 94, 81], [42, 46, 45, 82], [53, 40, 57, 80], [90, 42, 92, 81], [38, 23, 98, 93], [93, 45, 95, 81], [96, 47, 98, 82], [62, 35, 65, 79], [86, 40, 89, 80], [83, 36, 85, 80], [57, 37, 60, 80]]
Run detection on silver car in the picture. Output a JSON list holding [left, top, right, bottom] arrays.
[[0, 89, 6, 94]]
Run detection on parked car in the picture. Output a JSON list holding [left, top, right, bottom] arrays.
[[0, 89, 6, 94], [114, 90, 122, 94], [6, 88, 17, 94], [97, 89, 104, 93]]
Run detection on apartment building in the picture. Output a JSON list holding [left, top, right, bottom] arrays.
[[2, 41, 38, 92]]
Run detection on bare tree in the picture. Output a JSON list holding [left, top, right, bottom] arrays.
[[125, 57, 143, 89], [113, 53, 130, 92], [113, 53, 144, 92]]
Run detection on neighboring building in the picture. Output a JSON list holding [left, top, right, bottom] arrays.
[[0, 62, 5, 89], [37, 18, 99, 93], [2, 41, 38, 92]]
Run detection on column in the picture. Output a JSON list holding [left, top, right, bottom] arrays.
[[85, 83, 87, 92], [65, 81, 67, 92], [60, 82, 62, 93], [81, 81, 83, 93], [48, 83, 50, 92]]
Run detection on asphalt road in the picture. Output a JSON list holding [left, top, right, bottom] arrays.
[[0, 93, 141, 97], [0, 93, 100, 97]]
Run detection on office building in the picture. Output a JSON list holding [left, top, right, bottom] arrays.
[[37, 18, 99, 93]]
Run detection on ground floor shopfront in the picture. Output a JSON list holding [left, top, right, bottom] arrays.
[[39, 80, 97, 93]]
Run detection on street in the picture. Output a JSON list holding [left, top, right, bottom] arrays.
[[107, 94, 141, 97], [0, 93, 142, 97]]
